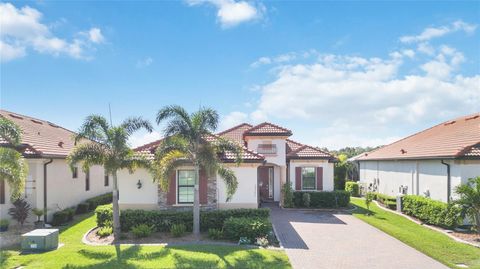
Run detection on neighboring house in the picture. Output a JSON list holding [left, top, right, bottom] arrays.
[[118, 122, 336, 210], [355, 113, 480, 203], [0, 110, 112, 222]]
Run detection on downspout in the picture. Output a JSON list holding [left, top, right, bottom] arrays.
[[440, 160, 451, 203], [43, 159, 53, 222]]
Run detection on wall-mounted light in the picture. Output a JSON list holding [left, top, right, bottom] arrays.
[[137, 180, 142, 189]]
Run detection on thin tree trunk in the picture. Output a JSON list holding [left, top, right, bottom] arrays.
[[193, 164, 200, 237], [476, 211, 480, 235], [112, 171, 121, 240]]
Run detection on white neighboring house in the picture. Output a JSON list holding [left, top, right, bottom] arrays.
[[0, 110, 112, 222], [355, 113, 480, 203], [118, 122, 336, 210]]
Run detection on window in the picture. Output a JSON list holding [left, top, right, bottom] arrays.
[[0, 180, 5, 204], [72, 167, 78, 178], [177, 170, 195, 204], [302, 167, 316, 190], [257, 143, 277, 154], [85, 170, 90, 191], [104, 173, 109, 187]]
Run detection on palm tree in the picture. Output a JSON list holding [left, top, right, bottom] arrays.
[[152, 105, 243, 236], [0, 117, 28, 201], [455, 176, 480, 234], [67, 115, 152, 239]]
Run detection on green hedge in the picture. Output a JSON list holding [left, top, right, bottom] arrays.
[[345, 181, 359, 197], [119, 208, 270, 232], [402, 195, 461, 229], [374, 193, 397, 210], [52, 207, 75, 226], [223, 217, 272, 241], [86, 193, 112, 211], [95, 204, 113, 227], [293, 191, 350, 208]]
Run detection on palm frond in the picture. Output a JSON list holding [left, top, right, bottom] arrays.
[[0, 117, 22, 146], [151, 150, 188, 191], [0, 147, 28, 200], [75, 115, 110, 144], [156, 135, 191, 157], [218, 165, 238, 202], [121, 117, 153, 135], [156, 105, 192, 128], [192, 107, 219, 132], [67, 142, 108, 172], [214, 137, 243, 165], [120, 152, 152, 173]]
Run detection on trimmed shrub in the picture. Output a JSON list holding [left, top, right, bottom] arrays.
[[293, 191, 350, 208], [402, 195, 461, 229], [131, 224, 154, 238], [65, 207, 75, 221], [95, 204, 113, 228], [302, 193, 311, 208], [170, 223, 187, 237], [375, 193, 397, 210], [281, 183, 294, 208], [208, 228, 224, 240], [76, 203, 90, 214], [86, 193, 113, 211], [345, 181, 359, 197], [223, 217, 272, 241], [52, 210, 69, 226], [120, 208, 270, 232], [97, 226, 113, 237]]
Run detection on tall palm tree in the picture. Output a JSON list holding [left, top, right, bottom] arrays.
[[455, 176, 480, 234], [0, 117, 28, 201], [67, 115, 152, 239], [152, 105, 243, 236]]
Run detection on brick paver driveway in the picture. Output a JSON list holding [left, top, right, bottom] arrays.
[[268, 205, 448, 269]]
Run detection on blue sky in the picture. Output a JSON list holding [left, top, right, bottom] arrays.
[[1, 0, 479, 149]]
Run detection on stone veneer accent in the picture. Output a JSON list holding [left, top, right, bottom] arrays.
[[157, 174, 217, 210]]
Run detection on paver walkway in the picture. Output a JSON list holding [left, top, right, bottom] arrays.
[[267, 204, 448, 269]]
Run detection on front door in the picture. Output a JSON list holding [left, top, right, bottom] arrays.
[[258, 166, 274, 202]]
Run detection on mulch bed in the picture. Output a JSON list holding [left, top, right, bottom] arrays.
[[450, 231, 480, 246]]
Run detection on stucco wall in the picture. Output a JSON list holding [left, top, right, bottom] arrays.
[[0, 158, 111, 222], [217, 164, 260, 209], [246, 138, 286, 166], [289, 160, 334, 191], [118, 168, 159, 209], [359, 159, 480, 202]]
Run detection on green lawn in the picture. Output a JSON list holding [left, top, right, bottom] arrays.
[[351, 197, 480, 269], [0, 213, 291, 269]]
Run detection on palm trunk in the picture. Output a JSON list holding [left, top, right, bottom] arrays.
[[475, 210, 480, 235], [112, 171, 121, 240], [193, 164, 200, 237]]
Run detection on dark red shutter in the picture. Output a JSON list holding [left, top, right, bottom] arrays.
[[295, 167, 302, 190], [167, 171, 176, 205], [316, 167, 323, 191], [0, 179, 5, 204], [199, 169, 208, 204]]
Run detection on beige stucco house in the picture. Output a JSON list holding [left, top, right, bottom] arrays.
[[118, 122, 336, 210], [0, 110, 112, 222]]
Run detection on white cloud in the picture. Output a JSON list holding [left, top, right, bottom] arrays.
[[187, 0, 264, 28], [219, 111, 248, 130], [0, 2, 104, 62], [129, 130, 162, 148], [136, 57, 154, 68], [400, 20, 477, 43]]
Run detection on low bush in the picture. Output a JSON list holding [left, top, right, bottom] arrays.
[[208, 228, 224, 240], [281, 183, 294, 208], [95, 204, 113, 228], [255, 236, 269, 247], [402, 195, 461, 229], [223, 217, 272, 241], [131, 224, 155, 238], [120, 208, 270, 232], [302, 193, 311, 208], [0, 219, 10, 231], [170, 223, 187, 237], [76, 203, 90, 214], [345, 181, 359, 197], [52, 210, 69, 226], [375, 193, 397, 210], [293, 191, 350, 208], [86, 193, 113, 211], [97, 226, 113, 237], [65, 207, 75, 221]]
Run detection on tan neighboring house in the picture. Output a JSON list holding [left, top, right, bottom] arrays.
[[355, 113, 480, 203], [118, 122, 336, 210], [0, 110, 112, 222]]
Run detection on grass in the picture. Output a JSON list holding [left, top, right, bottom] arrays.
[[351, 197, 480, 269], [0, 213, 291, 269]]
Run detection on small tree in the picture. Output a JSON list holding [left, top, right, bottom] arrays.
[[365, 192, 374, 213], [281, 182, 294, 208], [32, 208, 46, 223], [302, 193, 311, 208], [455, 176, 480, 234], [8, 198, 31, 227]]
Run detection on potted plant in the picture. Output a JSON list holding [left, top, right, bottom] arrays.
[[32, 208, 46, 228], [0, 219, 9, 232]]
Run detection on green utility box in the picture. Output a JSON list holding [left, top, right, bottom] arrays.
[[21, 229, 59, 251]]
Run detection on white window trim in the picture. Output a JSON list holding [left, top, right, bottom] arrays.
[[301, 167, 317, 191]]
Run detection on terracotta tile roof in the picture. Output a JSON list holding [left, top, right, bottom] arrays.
[[244, 122, 292, 137], [133, 134, 264, 163], [286, 144, 334, 160], [357, 113, 480, 161], [217, 123, 252, 144], [0, 110, 77, 158], [286, 139, 303, 154]]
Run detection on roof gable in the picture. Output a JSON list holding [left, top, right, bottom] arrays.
[[217, 123, 252, 144], [287, 144, 333, 160], [244, 122, 292, 137]]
